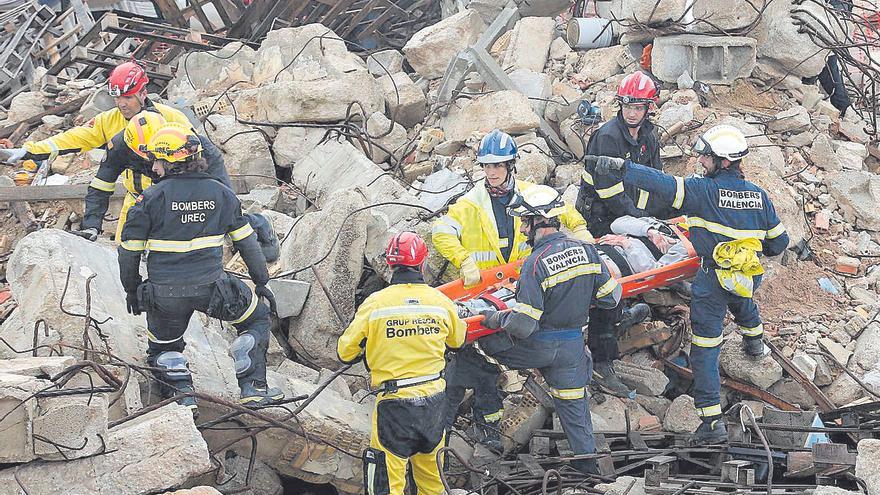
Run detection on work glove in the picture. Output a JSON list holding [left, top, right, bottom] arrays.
[[594, 156, 626, 176], [71, 228, 99, 242], [125, 291, 141, 316], [570, 225, 595, 244], [255, 285, 277, 314], [460, 257, 482, 288], [0, 148, 27, 164], [479, 310, 503, 330]]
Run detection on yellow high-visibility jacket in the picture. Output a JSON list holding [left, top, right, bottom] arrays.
[[24, 100, 191, 240], [337, 282, 466, 388], [23, 100, 190, 163], [432, 179, 590, 269]]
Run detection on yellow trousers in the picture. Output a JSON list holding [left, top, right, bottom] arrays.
[[367, 380, 447, 495]]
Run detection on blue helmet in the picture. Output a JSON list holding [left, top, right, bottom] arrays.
[[477, 129, 517, 164]]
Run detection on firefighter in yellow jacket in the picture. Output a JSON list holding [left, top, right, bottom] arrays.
[[1, 61, 192, 239], [338, 232, 466, 495], [431, 129, 592, 451]]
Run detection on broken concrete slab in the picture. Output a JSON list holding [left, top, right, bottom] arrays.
[[163, 488, 222, 495], [853, 322, 880, 370], [508, 69, 552, 114], [367, 49, 404, 76], [252, 24, 365, 84], [442, 90, 541, 142], [356, 112, 409, 166], [514, 134, 555, 184], [251, 73, 384, 123], [575, 45, 625, 83], [0, 356, 75, 377], [33, 395, 108, 460], [768, 378, 817, 409], [272, 127, 326, 168], [690, 0, 762, 32], [825, 370, 864, 406], [791, 352, 818, 381], [217, 453, 284, 495], [8, 91, 45, 122], [417, 168, 469, 212], [379, 72, 428, 128], [615, 360, 670, 396], [768, 106, 811, 134], [171, 42, 256, 99], [500, 17, 556, 73], [662, 395, 701, 433], [282, 190, 367, 369], [596, 476, 647, 495], [752, 0, 844, 78], [719, 334, 783, 389], [266, 279, 311, 318], [0, 403, 212, 495], [828, 171, 880, 231], [809, 133, 843, 171], [0, 373, 49, 463], [404, 9, 485, 79], [205, 115, 275, 188], [651, 35, 756, 85], [856, 439, 880, 495]]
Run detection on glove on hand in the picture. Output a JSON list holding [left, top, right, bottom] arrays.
[[72, 228, 99, 242], [126, 291, 141, 316], [479, 310, 503, 330], [594, 156, 626, 176], [461, 257, 482, 288], [0, 148, 26, 164], [255, 285, 277, 314]]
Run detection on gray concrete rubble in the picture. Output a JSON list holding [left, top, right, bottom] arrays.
[[0, 403, 212, 495], [614, 360, 669, 396], [205, 115, 275, 188], [404, 9, 486, 79], [501, 16, 556, 73], [651, 35, 756, 85], [662, 395, 701, 434], [442, 90, 541, 142], [379, 72, 428, 128], [719, 335, 784, 389]]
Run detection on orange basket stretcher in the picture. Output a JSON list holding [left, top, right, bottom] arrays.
[[437, 218, 700, 343]]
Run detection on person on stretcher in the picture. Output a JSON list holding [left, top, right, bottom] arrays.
[[594, 216, 690, 278]]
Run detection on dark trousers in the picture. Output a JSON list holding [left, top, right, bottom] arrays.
[[818, 54, 851, 115], [444, 346, 503, 429], [587, 305, 623, 363]]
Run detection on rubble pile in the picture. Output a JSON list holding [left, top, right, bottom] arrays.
[[0, 0, 879, 493]]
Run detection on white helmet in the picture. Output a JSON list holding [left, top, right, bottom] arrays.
[[507, 185, 567, 219], [693, 125, 749, 161]]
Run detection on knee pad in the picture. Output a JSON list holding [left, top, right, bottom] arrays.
[[154, 351, 191, 381], [231, 334, 256, 377], [362, 448, 390, 495]]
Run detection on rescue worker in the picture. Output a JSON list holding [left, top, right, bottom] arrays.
[[337, 232, 466, 495], [117, 124, 284, 416], [575, 71, 661, 396], [432, 129, 592, 451], [478, 185, 621, 475], [75, 112, 279, 261], [590, 124, 789, 445]]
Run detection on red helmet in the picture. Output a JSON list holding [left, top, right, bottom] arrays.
[[108, 61, 149, 97], [616, 71, 658, 106], [385, 232, 428, 267]]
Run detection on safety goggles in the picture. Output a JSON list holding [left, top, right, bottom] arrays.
[[692, 135, 713, 156], [505, 192, 564, 218], [107, 83, 133, 98]]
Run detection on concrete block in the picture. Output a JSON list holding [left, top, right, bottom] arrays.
[[33, 395, 109, 460], [614, 360, 670, 396], [0, 373, 45, 463], [501, 17, 556, 73], [403, 10, 485, 79], [266, 279, 311, 318], [379, 72, 427, 128], [367, 49, 404, 76], [651, 34, 756, 85], [0, 356, 76, 378]]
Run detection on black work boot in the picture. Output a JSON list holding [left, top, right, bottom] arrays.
[[593, 361, 635, 399], [690, 419, 728, 446], [742, 336, 768, 358], [239, 379, 285, 408], [171, 383, 199, 419], [618, 303, 651, 330]]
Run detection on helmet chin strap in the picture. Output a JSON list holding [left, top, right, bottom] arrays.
[[524, 217, 558, 247], [617, 106, 650, 129], [486, 169, 516, 198]]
